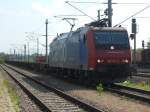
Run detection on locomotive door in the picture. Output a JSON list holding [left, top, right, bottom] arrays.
[[80, 34, 88, 70]]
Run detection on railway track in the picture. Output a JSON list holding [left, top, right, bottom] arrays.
[[137, 69, 150, 73], [0, 64, 104, 112], [105, 84, 150, 104], [134, 68, 150, 78], [133, 72, 150, 78]]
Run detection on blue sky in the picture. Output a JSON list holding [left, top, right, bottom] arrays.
[[0, 0, 150, 54]]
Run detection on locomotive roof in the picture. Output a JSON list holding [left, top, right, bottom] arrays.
[[88, 26, 127, 32], [52, 27, 127, 42]]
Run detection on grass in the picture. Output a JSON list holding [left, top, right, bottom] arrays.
[[120, 81, 150, 91], [0, 58, 4, 64], [0, 87, 2, 96], [96, 83, 104, 95], [3, 80, 20, 112]]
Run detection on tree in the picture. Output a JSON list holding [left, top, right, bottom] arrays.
[[146, 38, 150, 49], [0, 52, 6, 63]]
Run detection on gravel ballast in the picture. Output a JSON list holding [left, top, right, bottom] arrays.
[[7, 64, 150, 112]]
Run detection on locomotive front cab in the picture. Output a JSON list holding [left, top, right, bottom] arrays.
[[86, 27, 131, 82]]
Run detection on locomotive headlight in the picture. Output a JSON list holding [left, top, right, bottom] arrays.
[[97, 59, 100, 63], [122, 59, 129, 63], [97, 59, 104, 63]]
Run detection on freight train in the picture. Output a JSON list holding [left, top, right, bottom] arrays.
[[6, 21, 132, 83], [134, 49, 150, 67]]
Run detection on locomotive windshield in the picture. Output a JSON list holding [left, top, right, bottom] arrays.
[[94, 31, 129, 50]]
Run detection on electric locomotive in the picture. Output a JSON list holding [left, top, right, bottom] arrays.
[[49, 25, 131, 83], [6, 20, 131, 83]]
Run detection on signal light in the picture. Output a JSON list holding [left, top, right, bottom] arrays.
[[130, 33, 135, 40]]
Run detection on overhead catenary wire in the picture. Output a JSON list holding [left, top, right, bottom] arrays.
[[44, 18, 64, 35], [29, 17, 62, 38], [102, 2, 150, 5], [65, 1, 96, 21], [68, 1, 150, 5], [114, 4, 150, 27], [135, 17, 150, 18], [67, 1, 102, 4], [55, 14, 86, 17], [67, 0, 102, 10]]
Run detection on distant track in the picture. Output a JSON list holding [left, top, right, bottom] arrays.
[[133, 72, 150, 78], [0, 65, 51, 112], [105, 84, 150, 104], [1, 64, 104, 112]]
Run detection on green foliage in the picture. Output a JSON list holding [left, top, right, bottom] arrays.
[[3, 80, 20, 112], [122, 81, 131, 86], [96, 83, 103, 95], [0, 52, 5, 64], [0, 58, 4, 64], [146, 38, 150, 49], [136, 48, 143, 52], [122, 81, 150, 91]]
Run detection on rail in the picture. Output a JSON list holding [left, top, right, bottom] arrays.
[[2, 64, 105, 112], [105, 84, 150, 104]]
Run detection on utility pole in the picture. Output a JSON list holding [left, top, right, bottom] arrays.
[[108, 0, 112, 27], [14, 49, 16, 61], [37, 38, 39, 56], [16, 49, 18, 61], [134, 34, 136, 65], [27, 42, 30, 63], [17, 49, 19, 61], [21, 48, 23, 62], [45, 19, 48, 64], [24, 44, 26, 61], [97, 10, 100, 21]]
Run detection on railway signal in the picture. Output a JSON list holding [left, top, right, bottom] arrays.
[[142, 40, 145, 49], [130, 33, 135, 40], [131, 18, 137, 65], [108, 0, 112, 27]]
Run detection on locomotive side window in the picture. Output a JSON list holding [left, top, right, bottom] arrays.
[[83, 35, 86, 43], [83, 35, 87, 47]]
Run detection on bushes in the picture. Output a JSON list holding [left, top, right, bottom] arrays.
[[0, 58, 4, 64], [96, 83, 103, 95], [122, 81, 150, 91]]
